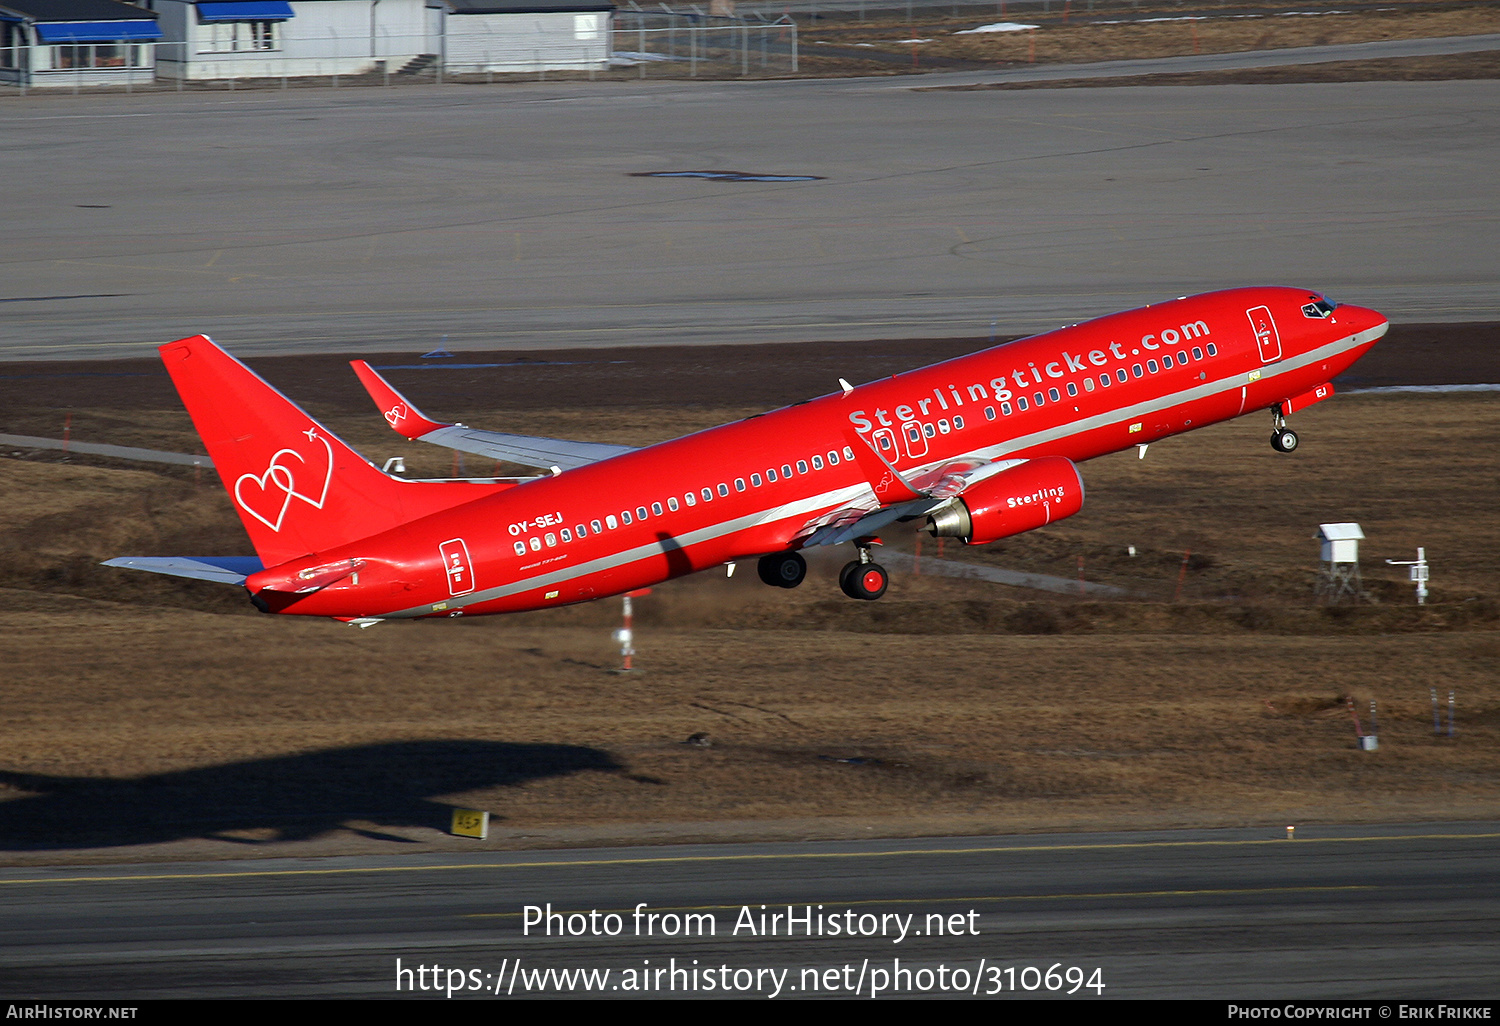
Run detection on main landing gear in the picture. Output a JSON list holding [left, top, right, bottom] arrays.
[[757, 551, 806, 589], [1269, 405, 1299, 454], [839, 545, 888, 601]]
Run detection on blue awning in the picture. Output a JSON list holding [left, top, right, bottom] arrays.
[[35, 21, 164, 42], [196, 2, 295, 21]]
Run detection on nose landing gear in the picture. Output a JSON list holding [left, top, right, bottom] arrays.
[[1269, 405, 1299, 453]]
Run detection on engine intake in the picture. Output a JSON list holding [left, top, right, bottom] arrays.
[[926, 457, 1084, 545]]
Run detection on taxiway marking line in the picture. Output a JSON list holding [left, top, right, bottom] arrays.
[[1, 832, 1495, 887]]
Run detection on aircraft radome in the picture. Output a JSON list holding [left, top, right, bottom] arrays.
[[106, 288, 1388, 626]]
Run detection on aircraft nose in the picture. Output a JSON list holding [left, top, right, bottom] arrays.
[[1340, 304, 1390, 340]]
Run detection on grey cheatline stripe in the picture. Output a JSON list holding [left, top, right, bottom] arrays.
[[382, 326, 1381, 619], [383, 481, 872, 618], [971, 325, 1383, 464]]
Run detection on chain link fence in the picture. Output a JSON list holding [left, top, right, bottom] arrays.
[[0, 15, 803, 95]]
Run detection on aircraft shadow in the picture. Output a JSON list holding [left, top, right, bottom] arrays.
[[0, 740, 621, 851]]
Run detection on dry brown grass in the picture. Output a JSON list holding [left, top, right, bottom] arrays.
[[808, 4, 1500, 67], [0, 355, 1496, 863]]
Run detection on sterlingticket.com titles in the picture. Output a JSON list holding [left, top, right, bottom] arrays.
[[393, 902, 1108, 998]]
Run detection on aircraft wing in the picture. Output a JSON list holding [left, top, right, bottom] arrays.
[[800, 434, 1029, 547], [350, 360, 637, 472]]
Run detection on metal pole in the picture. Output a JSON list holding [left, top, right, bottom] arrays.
[[619, 595, 635, 671]]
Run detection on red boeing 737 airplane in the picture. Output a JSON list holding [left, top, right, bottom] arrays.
[[107, 287, 1387, 625]]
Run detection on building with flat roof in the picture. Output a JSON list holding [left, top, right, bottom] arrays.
[[438, 0, 613, 75], [150, 0, 433, 81], [0, 0, 161, 87]]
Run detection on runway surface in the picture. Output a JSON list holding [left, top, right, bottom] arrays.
[[1, 822, 1495, 998], [3, 66, 1497, 360]]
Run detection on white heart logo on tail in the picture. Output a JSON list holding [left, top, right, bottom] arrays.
[[233, 429, 335, 533], [235, 462, 297, 532]]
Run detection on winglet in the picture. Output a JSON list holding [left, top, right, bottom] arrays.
[[841, 428, 925, 505], [350, 360, 450, 440]]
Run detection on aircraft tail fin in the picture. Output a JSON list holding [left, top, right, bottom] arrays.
[[160, 336, 510, 567]]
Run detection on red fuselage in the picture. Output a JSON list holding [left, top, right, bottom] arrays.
[[245, 287, 1388, 619]]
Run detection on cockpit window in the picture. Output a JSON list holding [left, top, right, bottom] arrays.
[[1301, 296, 1338, 319]]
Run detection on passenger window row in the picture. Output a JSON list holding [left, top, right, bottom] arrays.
[[992, 344, 1217, 416], [511, 445, 858, 556]]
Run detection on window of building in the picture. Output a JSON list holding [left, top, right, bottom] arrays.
[[199, 20, 279, 54], [48, 42, 151, 68]]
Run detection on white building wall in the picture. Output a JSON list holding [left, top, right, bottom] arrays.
[[445, 11, 607, 73], [155, 0, 431, 80]]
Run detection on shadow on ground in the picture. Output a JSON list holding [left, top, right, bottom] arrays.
[[0, 740, 620, 851]]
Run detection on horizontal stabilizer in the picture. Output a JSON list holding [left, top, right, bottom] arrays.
[[351, 360, 636, 471], [102, 556, 265, 585]]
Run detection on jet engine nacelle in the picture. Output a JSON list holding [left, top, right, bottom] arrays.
[[926, 456, 1085, 545]]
